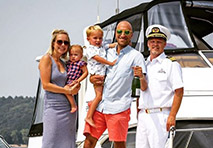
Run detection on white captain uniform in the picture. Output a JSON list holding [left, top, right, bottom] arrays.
[[136, 24, 184, 148]]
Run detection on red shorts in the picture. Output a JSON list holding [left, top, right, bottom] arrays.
[[83, 108, 130, 142]]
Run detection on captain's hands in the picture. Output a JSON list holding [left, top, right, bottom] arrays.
[[166, 115, 176, 131]]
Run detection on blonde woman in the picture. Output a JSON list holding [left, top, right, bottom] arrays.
[[39, 29, 80, 148]]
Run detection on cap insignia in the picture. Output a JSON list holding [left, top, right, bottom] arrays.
[[151, 27, 160, 33]]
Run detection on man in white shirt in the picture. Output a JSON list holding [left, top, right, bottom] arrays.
[[136, 24, 184, 148]]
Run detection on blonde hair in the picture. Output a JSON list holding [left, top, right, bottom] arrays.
[[46, 29, 70, 59], [69, 44, 83, 56], [86, 25, 103, 37]]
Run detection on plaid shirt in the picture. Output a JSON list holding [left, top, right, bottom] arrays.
[[66, 60, 87, 84]]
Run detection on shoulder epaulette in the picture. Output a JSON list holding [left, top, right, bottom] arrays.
[[166, 56, 176, 62]]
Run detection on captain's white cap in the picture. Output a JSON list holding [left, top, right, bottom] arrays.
[[146, 24, 171, 41]]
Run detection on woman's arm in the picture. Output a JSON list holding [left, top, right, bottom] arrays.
[[39, 55, 72, 95]]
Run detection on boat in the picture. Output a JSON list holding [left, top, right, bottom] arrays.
[[28, 0, 213, 147], [0, 135, 11, 148]]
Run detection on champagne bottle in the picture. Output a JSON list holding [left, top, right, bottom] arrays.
[[131, 76, 141, 97]]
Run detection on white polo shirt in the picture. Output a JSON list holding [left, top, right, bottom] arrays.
[[138, 52, 184, 109]]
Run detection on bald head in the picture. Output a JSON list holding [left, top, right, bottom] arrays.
[[116, 21, 132, 31]]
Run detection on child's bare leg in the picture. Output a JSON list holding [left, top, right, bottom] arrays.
[[85, 84, 103, 127], [66, 94, 77, 113]]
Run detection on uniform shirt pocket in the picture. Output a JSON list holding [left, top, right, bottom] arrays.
[[152, 73, 167, 91], [156, 73, 167, 81]]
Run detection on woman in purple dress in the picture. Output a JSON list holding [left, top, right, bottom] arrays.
[[39, 29, 80, 148]]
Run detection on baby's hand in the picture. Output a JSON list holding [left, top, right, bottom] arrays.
[[73, 80, 79, 84], [69, 80, 79, 87]]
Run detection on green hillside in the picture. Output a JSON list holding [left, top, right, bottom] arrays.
[[0, 96, 35, 145]]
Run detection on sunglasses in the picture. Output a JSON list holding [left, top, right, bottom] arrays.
[[116, 30, 131, 35], [56, 40, 70, 46]]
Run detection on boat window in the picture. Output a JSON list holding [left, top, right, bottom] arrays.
[[124, 14, 144, 52], [102, 23, 117, 45], [102, 14, 144, 52], [202, 51, 213, 65], [168, 53, 209, 68], [203, 33, 213, 48], [148, 2, 194, 50]]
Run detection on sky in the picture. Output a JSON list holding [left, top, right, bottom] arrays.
[[0, 0, 151, 97]]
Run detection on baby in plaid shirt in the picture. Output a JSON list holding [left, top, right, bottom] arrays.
[[66, 44, 88, 113]]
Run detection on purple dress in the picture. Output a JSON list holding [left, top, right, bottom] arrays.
[[42, 55, 77, 148]]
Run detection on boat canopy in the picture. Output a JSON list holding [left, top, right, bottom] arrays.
[[97, 0, 213, 56]]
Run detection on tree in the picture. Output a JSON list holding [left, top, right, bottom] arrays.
[[21, 129, 29, 144], [10, 130, 22, 144], [0, 96, 35, 145]]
